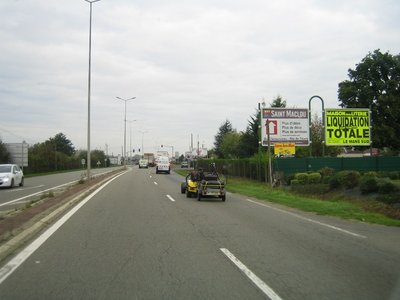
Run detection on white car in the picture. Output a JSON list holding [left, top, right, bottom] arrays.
[[156, 156, 170, 174], [0, 164, 24, 188], [138, 159, 149, 169]]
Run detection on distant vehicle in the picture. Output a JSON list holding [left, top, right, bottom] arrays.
[[0, 164, 24, 188], [181, 160, 189, 168], [138, 159, 149, 169], [143, 153, 155, 167], [156, 156, 170, 174]]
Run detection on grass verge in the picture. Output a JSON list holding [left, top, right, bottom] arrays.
[[174, 169, 400, 226]]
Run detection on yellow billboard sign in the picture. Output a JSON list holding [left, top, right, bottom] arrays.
[[274, 143, 296, 155], [325, 109, 371, 146]]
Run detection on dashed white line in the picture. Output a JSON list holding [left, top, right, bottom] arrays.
[[166, 195, 175, 202], [220, 248, 283, 300], [154, 181, 158, 185], [246, 199, 366, 239]]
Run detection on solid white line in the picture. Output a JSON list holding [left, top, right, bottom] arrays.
[[0, 172, 126, 285], [0, 181, 79, 207], [6, 185, 45, 193], [166, 195, 175, 202], [220, 248, 283, 300], [246, 199, 366, 239]]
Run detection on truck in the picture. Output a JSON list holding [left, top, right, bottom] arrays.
[[143, 153, 155, 167]]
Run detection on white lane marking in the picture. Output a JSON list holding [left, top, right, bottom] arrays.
[[0, 171, 127, 285], [246, 199, 366, 239], [154, 181, 158, 185], [166, 195, 175, 202], [220, 248, 283, 300], [6, 185, 45, 193], [0, 181, 79, 208]]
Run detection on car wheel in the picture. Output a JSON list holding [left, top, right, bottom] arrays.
[[197, 192, 201, 201], [186, 190, 191, 198], [10, 179, 14, 188], [181, 183, 186, 194], [19, 177, 24, 187], [222, 195, 226, 202]]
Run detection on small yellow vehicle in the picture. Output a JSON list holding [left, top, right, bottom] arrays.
[[181, 173, 199, 198], [181, 165, 226, 201]]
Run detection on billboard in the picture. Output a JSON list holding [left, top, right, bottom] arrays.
[[5, 142, 29, 167], [274, 143, 296, 155], [325, 109, 371, 146], [261, 108, 309, 146]]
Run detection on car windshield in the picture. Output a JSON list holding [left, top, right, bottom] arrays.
[[0, 166, 12, 173]]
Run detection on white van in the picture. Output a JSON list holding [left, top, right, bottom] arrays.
[[156, 156, 170, 174]]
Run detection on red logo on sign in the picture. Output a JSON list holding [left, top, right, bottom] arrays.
[[265, 120, 278, 135]]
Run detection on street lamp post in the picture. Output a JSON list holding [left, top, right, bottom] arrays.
[[139, 130, 147, 158], [84, 0, 101, 181], [117, 97, 136, 165], [127, 120, 137, 160]]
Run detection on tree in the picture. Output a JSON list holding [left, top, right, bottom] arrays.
[[270, 95, 287, 108], [220, 132, 242, 158], [299, 114, 341, 157], [338, 49, 400, 150], [237, 110, 260, 158], [0, 139, 10, 163], [49, 133, 75, 156], [214, 120, 234, 158]]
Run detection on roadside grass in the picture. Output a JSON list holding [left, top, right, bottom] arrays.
[[174, 169, 400, 226]]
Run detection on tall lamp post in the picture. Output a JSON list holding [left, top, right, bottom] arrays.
[[117, 97, 136, 165], [127, 120, 137, 160], [139, 130, 147, 158], [84, 0, 101, 181]]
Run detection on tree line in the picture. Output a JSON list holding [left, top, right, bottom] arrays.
[[212, 49, 400, 159], [0, 133, 109, 174]]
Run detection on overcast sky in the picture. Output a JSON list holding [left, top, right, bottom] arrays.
[[0, 0, 399, 156]]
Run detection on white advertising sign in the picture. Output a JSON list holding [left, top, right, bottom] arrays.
[[261, 108, 309, 146]]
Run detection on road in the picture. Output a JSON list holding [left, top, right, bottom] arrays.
[[0, 167, 122, 211], [0, 167, 399, 299]]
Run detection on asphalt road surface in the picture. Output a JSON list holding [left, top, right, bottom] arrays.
[[0, 167, 122, 211], [0, 167, 399, 299]]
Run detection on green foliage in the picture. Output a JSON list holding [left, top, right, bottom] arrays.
[[0, 139, 10, 163], [270, 95, 287, 107], [294, 173, 308, 185], [337, 170, 361, 189], [376, 193, 400, 205], [290, 179, 301, 186], [214, 120, 234, 158], [291, 183, 330, 195], [319, 167, 335, 177], [220, 132, 242, 159], [388, 171, 399, 180], [378, 179, 399, 194], [338, 49, 400, 150], [360, 176, 379, 194], [308, 172, 322, 184], [237, 110, 260, 158]]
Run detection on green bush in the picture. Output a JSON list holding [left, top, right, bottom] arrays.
[[319, 167, 335, 177], [376, 193, 400, 204], [329, 174, 341, 189], [337, 170, 361, 189], [363, 171, 378, 177], [388, 171, 399, 180], [294, 173, 308, 185], [359, 176, 379, 194], [322, 175, 331, 184], [290, 179, 301, 186], [291, 183, 330, 195], [378, 179, 399, 194], [308, 172, 322, 184]]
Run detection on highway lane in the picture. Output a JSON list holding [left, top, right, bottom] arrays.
[[0, 167, 123, 210], [0, 166, 399, 299]]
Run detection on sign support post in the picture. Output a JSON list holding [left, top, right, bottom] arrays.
[[308, 95, 325, 157]]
